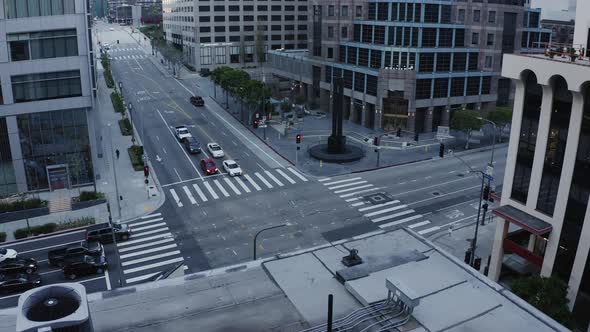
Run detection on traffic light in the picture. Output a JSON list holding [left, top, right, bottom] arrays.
[[439, 143, 445, 158], [296, 134, 302, 144], [143, 165, 150, 178], [253, 120, 258, 129], [373, 136, 379, 146], [483, 185, 490, 201]]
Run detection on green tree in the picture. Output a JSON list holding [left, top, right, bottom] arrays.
[[511, 276, 575, 329], [451, 109, 482, 149], [487, 107, 513, 143]]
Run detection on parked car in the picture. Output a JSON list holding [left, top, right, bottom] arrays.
[[48, 241, 103, 267], [222, 160, 242, 177], [175, 126, 192, 142], [0, 248, 17, 263], [62, 256, 107, 280], [184, 136, 201, 154], [0, 258, 38, 275], [200, 158, 218, 175], [0, 273, 41, 294], [86, 223, 131, 244], [207, 143, 225, 158], [190, 96, 205, 107]]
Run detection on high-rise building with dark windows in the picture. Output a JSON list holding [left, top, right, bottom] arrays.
[[266, 0, 550, 133]]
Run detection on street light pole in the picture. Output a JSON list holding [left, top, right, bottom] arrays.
[[470, 170, 486, 267], [253, 223, 290, 260], [107, 123, 122, 219]]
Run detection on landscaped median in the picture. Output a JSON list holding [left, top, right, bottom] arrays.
[[128, 145, 145, 171], [0, 232, 6, 243], [101, 53, 115, 88], [111, 91, 126, 114], [118, 118, 133, 136], [13, 216, 96, 240], [0, 198, 47, 213]]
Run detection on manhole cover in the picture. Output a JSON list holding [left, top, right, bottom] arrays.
[[364, 193, 392, 205], [432, 191, 440, 196]]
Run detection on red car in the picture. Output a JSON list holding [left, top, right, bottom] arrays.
[[200, 158, 218, 175]]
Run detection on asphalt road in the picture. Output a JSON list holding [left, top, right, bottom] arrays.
[[0, 230, 115, 309]]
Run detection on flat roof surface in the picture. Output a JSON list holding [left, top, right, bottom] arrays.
[[0, 229, 569, 332], [494, 204, 553, 235]]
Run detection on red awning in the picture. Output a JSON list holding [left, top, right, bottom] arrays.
[[493, 205, 553, 235]]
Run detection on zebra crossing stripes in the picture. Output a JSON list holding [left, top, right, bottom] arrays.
[[214, 179, 230, 197], [203, 182, 219, 199], [288, 168, 308, 182], [234, 177, 251, 193], [276, 169, 296, 184], [243, 174, 262, 191], [170, 189, 183, 207], [255, 173, 274, 189], [192, 184, 208, 201], [223, 178, 241, 195], [183, 186, 197, 205], [328, 181, 368, 190], [264, 170, 284, 187]]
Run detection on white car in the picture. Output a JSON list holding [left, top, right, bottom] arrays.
[[223, 160, 242, 176], [109, 27, 114, 31], [207, 143, 225, 158], [0, 248, 17, 263]]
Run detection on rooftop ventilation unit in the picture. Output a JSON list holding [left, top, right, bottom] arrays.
[[16, 283, 93, 332]]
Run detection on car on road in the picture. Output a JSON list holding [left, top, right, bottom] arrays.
[[207, 143, 225, 158], [0, 273, 41, 294], [0, 258, 38, 275], [175, 126, 192, 142], [86, 223, 131, 244], [222, 160, 242, 176], [62, 256, 107, 280], [200, 158, 218, 175], [103, 43, 110, 50], [48, 241, 103, 267], [184, 136, 201, 154], [190, 96, 205, 107], [109, 27, 114, 31], [0, 248, 17, 263]]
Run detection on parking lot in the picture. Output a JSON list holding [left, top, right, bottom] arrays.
[[0, 229, 119, 309]]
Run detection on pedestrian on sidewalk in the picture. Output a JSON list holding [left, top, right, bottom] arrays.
[[116, 149, 120, 160]]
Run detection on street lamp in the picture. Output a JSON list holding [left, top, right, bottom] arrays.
[[253, 223, 292, 260], [477, 117, 497, 225]]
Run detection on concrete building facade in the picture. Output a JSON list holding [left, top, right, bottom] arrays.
[[541, 19, 575, 46], [266, 0, 550, 133], [162, 0, 308, 71], [0, 0, 98, 194], [489, 1, 590, 328]]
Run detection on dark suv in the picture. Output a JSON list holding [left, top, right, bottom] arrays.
[[184, 136, 201, 154], [62, 256, 107, 280], [86, 223, 131, 244]]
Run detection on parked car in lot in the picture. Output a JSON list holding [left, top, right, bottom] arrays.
[[207, 143, 225, 158], [175, 126, 192, 142], [0, 258, 38, 275], [184, 136, 201, 154], [0, 273, 41, 294], [190, 96, 205, 107], [48, 241, 103, 267], [200, 158, 218, 175], [62, 256, 107, 280], [86, 223, 131, 244], [0, 248, 17, 263], [222, 160, 242, 176]]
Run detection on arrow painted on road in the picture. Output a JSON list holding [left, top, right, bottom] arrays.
[[156, 155, 162, 162]]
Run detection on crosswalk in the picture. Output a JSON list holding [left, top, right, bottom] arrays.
[[117, 213, 186, 285], [109, 47, 143, 52], [320, 176, 439, 236], [168, 167, 308, 207], [112, 54, 149, 60]]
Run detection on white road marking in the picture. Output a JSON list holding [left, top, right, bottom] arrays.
[[117, 233, 174, 247], [418, 226, 440, 235], [214, 179, 230, 197], [244, 174, 262, 191], [182, 185, 197, 204], [345, 197, 360, 202], [122, 251, 181, 267], [334, 184, 373, 194], [162, 147, 167, 154], [141, 213, 162, 219], [203, 182, 220, 199], [126, 272, 160, 284], [105, 269, 112, 290], [287, 168, 308, 181], [131, 226, 170, 237], [339, 187, 382, 198], [234, 177, 251, 193], [276, 169, 296, 184], [379, 214, 423, 228], [351, 202, 365, 207], [328, 181, 368, 190], [118, 238, 175, 253], [224, 178, 241, 195], [129, 218, 164, 227], [123, 257, 184, 274], [371, 210, 415, 223], [318, 178, 332, 182], [265, 170, 284, 186], [255, 172, 274, 188], [408, 220, 431, 229], [173, 168, 182, 181], [169, 189, 183, 207], [131, 222, 166, 232], [364, 204, 407, 217], [322, 177, 362, 186], [120, 244, 178, 259], [192, 183, 208, 201], [358, 200, 400, 212]]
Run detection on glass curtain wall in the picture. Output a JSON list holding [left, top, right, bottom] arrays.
[[0, 119, 17, 196]]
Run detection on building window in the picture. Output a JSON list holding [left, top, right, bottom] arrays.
[[450, 77, 465, 97], [418, 53, 434, 73], [473, 9, 480, 22], [341, 5, 348, 17], [488, 10, 496, 23], [466, 77, 480, 96], [471, 32, 479, 45], [328, 5, 334, 16], [487, 33, 494, 46], [415, 79, 432, 99], [436, 53, 451, 72], [328, 26, 334, 38], [214, 26, 225, 32], [484, 55, 492, 68], [355, 5, 362, 17], [8, 29, 78, 61], [200, 47, 212, 65], [433, 78, 448, 98], [215, 47, 226, 64], [230, 46, 240, 63], [214, 5, 224, 11], [424, 4, 439, 23], [4, 0, 75, 19], [341, 26, 348, 38], [458, 8, 465, 23], [12, 70, 81, 103], [327, 47, 333, 58]]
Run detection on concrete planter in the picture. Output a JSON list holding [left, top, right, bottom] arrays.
[[0, 208, 50, 224], [72, 199, 107, 211]]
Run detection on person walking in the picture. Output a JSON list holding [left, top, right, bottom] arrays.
[[115, 149, 120, 160]]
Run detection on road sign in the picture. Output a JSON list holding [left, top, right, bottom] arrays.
[[486, 165, 494, 176], [483, 174, 494, 182]]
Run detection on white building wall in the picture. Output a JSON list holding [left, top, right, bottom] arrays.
[[573, 0, 590, 47]]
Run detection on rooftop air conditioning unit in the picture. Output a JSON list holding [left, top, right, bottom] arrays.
[[16, 283, 93, 332]]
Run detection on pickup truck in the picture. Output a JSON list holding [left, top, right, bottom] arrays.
[[175, 126, 192, 142], [48, 241, 103, 267]]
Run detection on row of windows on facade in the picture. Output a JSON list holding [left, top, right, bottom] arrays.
[[197, 34, 306, 43], [199, 44, 307, 65], [164, 0, 307, 8], [192, 4, 307, 12], [324, 68, 378, 96], [7, 29, 78, 62], [9, 70, 82, 103], [199, 24, 306, 33], [414, 76, 492, 99], [3, 0, 76, 19]]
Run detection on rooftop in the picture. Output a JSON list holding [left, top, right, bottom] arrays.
[[0, 229, 569, 332]]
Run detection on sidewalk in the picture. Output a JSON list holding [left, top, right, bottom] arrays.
[[93, 59, 164, 222]]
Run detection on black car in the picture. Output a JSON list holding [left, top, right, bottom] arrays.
[[86, 223, 131, 244], [48, 241, 103, 267], [62, 256, 107, 280], [0, 273, 41, 294], [0, 258, 38, 275], [184, 136, 201, 154], [190, 96, 205, 107]]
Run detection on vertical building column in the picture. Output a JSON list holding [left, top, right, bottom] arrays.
[[424, 107, 433, 133], [489, 217, 510, 281], [361, 103, 367, 127], [502, 79, 526, 205], [407, 112, 416, 132], [6, 116, 27, 193], [541, 92, 584, 277], [526, 84, 553, 210], [441, 108, 450, 126], [567, 201, 590, 310]]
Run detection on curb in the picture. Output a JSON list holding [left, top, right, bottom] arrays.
[[0, 223, 97, 245], [351, 156, 433, 174]]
